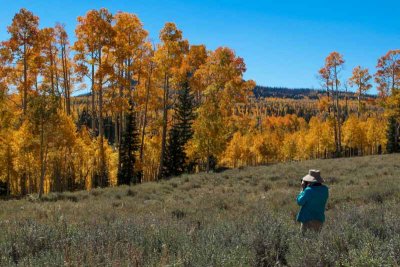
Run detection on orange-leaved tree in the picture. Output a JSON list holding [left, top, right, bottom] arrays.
[[3, 8, 40, 114], [375, 50, 400, 152], [154, 22, 189, 179], [323, 52, 345, 155], [349, 66, 372, 117], [74, 8, 115, 187]]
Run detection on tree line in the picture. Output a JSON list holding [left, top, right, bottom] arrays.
[[0, 8, 398, 196]]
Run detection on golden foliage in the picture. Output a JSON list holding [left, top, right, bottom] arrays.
[[0, 8, 392, 197]]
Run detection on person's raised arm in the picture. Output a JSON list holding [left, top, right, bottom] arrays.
[[297, 188, 310, 206]]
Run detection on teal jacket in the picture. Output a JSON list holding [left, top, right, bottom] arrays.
[[296, 184, 329, 223]]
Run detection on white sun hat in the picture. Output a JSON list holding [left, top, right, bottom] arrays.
[[302, 169, 324, 183]]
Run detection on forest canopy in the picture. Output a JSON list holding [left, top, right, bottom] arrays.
[[0, 8, 398, 196]]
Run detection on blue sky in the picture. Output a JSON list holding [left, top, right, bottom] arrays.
[[0, 0, 399, 93]]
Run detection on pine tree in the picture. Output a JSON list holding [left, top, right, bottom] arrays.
[[386, 116, 399, 153], [118, 103, 140, 185], [163, 79, 195, 178], [163, 127, 184, 178], [176, 79, 196, 145]]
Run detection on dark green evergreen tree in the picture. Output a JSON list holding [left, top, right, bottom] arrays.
[[117, 102, 140, 185], [163, 79, 195, 178], [386, 115, 399, 153]]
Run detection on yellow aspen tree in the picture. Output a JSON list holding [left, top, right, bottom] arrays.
[[366, 117, 387, 154], [191, 47, 254, 170], [324, 52, 345, 156], [3, 8, 39, 114], [0, 65, 16, 195], [222, 132, 243, 168], [154, 22, 189, 179], [306, 117, 324, 158], [321, 118, 336, 158], [187, 45, 208, 105], [137, 43, 157, 170], [375, 50, 400, 99], [189, 84, 227, 172], [318, 66, 332, 110], [38, 27, 58, 97], [281, 132, 297, 161], [35, 28, 61, 197], [55, 23, 74, 115], [74, 8, 115, 187], [375, 50, 400, 152], [112, 12, 148, 146], [342, 115, 366, 156], [250, 133, 270, 165], [349, 66, 372, 117]]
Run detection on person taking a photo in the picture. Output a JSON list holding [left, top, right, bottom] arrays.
[[296, 169, 329, 233]]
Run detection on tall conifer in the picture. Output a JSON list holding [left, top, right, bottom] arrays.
[[386, 116, 399, 153], [163, 79, 195, 178], [118, 102, 140, 185]]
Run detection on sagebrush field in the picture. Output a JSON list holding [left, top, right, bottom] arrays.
[[1, 154, 399, 266]]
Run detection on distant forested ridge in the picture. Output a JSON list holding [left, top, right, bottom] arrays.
[[253, 85, 376, 99], [75, 85, 375, 100]]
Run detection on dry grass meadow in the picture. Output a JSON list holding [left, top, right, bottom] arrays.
[[1, 154, 400, 266]]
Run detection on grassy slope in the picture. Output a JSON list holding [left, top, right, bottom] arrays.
[[1, 154, 400, 266]]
